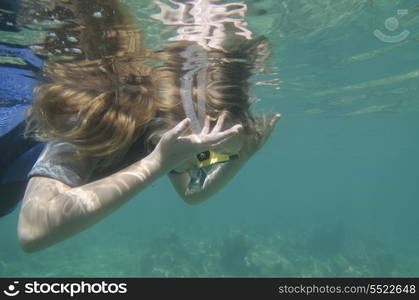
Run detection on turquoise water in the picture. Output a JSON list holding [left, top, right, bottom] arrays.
[[1, 0, 419, 277]]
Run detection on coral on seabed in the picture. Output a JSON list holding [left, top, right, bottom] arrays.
[[0, 225, 414, 277]]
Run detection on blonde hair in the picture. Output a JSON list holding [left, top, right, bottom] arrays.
[[146, 39, 270, 151], [26, 0, 270, 167]]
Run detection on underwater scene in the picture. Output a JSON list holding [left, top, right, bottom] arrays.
[[1, 0, 419, 277]]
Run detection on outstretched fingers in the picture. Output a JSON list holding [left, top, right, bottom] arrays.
[[212, 111, 227, 133], [201, 116, 211, 135], [270, 114, 281, 129], [170, 118, 191, 139], [258, 113, 281, 147], [206, 124, 242, 146], [266, 113, 281, 136]]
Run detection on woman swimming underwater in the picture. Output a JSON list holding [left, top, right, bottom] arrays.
[[2, 0, 280, 253]]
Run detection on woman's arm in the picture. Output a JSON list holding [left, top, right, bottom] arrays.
[[18, 117, 240, 252], [18, 148, 166, 253]]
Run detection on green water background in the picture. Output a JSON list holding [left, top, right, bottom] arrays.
[[0, 0, 418, 277]]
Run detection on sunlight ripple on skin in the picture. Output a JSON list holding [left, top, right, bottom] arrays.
[[120, 171, 147, 182], [114, 177, 131, 192], [62, 189, 100, 214], [105, 183, 124, 196]]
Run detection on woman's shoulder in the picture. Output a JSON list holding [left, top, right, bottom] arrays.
[[28, 140, 99, 187]]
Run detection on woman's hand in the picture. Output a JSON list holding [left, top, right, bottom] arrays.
[[242, 113, 281, 157], [153, 115, 243, 172]]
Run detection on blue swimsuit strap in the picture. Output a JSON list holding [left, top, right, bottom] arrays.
[[0, 0, 44, 216], [0, 40, 45, 185], [0, 42, 44, 69]]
